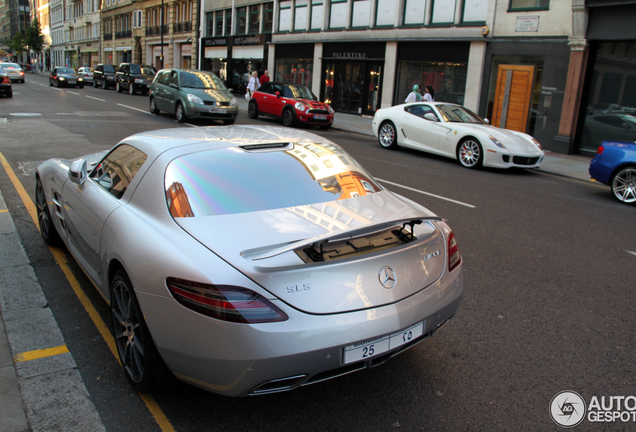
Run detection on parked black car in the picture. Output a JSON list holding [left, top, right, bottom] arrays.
[[115, 63, 156, 95], [93, 64, 117, 89], [0, 66, 13, 98], [49, 67, 84, 88]]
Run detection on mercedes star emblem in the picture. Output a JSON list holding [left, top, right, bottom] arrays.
[[379, 266, 397, 289]]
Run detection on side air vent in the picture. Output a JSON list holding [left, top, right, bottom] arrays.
[[239, 142, 294, 151]]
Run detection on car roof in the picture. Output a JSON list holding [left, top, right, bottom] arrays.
[[121, 125, 325, 162]]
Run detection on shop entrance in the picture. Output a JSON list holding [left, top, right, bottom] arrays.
[[491, 65, 535, 133], [322, 61, 382, 116]]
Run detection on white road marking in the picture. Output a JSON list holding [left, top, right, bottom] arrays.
[[184, 123, 197, 127], [376, 178, 476, 208], [38, 83, 48, 87], [86, 96, 105, 102], [67, 91, 80, 95], [116, 103, 149, 114], [627, 250, 636, 257]]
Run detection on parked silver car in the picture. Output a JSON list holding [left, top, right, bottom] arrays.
[[149, 68, 238, 124], [35, 126, 464, 396]]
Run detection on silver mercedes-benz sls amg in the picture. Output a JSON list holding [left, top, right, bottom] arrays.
[[35, 125, 464, 397]]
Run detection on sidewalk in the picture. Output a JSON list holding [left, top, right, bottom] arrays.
[[235, 98, 593, 182], [0, 189, 105, 432]]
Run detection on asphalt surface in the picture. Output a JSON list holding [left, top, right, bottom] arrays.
[[0, 74, 616, 432]]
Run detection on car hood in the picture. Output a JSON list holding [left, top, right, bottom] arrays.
[[175, 192, 448, 314], [458, 124, 542, 153], [132, 73, 155, 80], [185, 88, 234, 102], [297, 99, 329, 109]]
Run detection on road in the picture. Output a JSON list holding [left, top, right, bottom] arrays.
[[1, 74, 635, 432]]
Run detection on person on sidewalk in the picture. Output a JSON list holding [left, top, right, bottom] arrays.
[[405, 84, 422, 103], [246, 71, 260, 99], [260, 70, 270, 84], [423, 85, 435, 102]]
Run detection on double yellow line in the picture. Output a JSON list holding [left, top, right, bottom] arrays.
[[0, 152, 175, 432]]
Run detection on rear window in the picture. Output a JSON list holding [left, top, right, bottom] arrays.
[[165, 142, 382, 217]]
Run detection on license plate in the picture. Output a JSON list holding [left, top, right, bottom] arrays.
[[69, 80, 76, 84], [209, 108, 227, 113], [314, 115, 327, 120], [343, 321, 425, 364]]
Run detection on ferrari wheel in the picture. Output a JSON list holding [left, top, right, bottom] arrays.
[[247, 101, 259, 119], [35, 178, 61, 246], [378, 121, 398, 149], [457, 138, 483, 169], [282, 108, 296, 127], [111, 270, 171, 393], [611, 166, 636, 204], [149, 97, 160, 114]]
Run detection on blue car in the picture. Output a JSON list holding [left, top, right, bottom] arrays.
[[589, 141, 636, 204]]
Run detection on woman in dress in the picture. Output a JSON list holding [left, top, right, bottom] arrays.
[[247, 71, 260, 98]]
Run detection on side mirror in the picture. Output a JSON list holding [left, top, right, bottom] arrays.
[[484, 118, 490, 124], [69, 159, 88, 185], [275, 91, 281, 98], [424, 113, 439, 122]]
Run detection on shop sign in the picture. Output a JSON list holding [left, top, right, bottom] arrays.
[[182, 44, 192, 56], [333, 52, 367, 59], [205, 38, 227, 47], [233, 35, 263, 46], [515, 16, 539, 32]]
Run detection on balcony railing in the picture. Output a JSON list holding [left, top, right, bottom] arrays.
[[115, 30, 132, 39], [145, 25, 169, 36], [172, 22, 192, 33], [103, 33, 113, 40]]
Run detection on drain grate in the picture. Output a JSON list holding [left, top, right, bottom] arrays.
[[18, 160, 48, 176]]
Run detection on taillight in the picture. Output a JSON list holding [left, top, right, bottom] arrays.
[[448, 232, 461, 272], [1, 77, 9, 84], [166, 277, 288, 323], [596, 146, 605, 155]]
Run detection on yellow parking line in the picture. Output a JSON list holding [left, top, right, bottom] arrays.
[[14, 345, 69, 363], [0, 209, 8, 213], [0, 151, 176, 432]]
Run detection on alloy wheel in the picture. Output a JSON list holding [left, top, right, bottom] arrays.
[[379, 122, 397, 149], [111, 277, 145, 384], [612, 167, 636, 204], [458, 139, 482, 168]]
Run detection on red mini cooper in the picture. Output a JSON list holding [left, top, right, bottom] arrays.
[[248, 82, 335, 129]]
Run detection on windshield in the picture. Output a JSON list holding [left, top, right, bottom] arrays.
[[436, 104, 485, 124], [103, 65, 115, 73], [179, 71, 226, 90], [131, 64, 156, 75], [284, 85, 316, 100], [2, 63, 20, 69], [58, 68, 75, 74], [165, 142, 382, 217]]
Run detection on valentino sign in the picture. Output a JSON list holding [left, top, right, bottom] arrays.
[[333, 52, 367, 58]]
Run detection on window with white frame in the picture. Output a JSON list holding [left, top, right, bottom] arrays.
[[279, 1, 292, 32], [329, 0, 347, 29], [375, 0, 396, 26], [133, 10, 142, 28], [403, 0, 426, 25], [462, 0, 487, 22], [431, 0, 456, 24], [310, 0, 323, 30], [294, 0, 308, 31], [351, 0, 371, 28]]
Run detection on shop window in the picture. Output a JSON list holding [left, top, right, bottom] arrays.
[[403, 0, 426, 25], [431, 0, 456, 24], [225, 9, 232, 35], [311, 0, 323, 30], [351, 0, 371, 28], [462, 0, 487, 23], [329, 0, 347, 29], [295, 0, 308, 31], [276, 58, 313, 87], [237, 7, 247, 34], [263, 3, 274, 33], [508, 0, 548, 11], [376, 0, 397, 27], [396, 60, 467, 106], [279, 1, 292, 32]]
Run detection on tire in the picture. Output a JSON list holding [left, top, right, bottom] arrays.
[[611, 166, 636, 204], [247, 101, 259, 119], [102, 79, 107, 89], [35, 178, 61, 246], [49, 80, 52, 87], [378, 121, 398, 149], [116, 81, 122, 92], [93, 79, 97, 88], [54, 80, 58, 88], [457, 138, 483, 169], [175, 102, 186, 122], [142, 91, 148, 96], [7, 90, 12, 98], [129, 84, 135, 95], [223, 118, 236, 125], [149, 97, 160, 114], [111, 270, 171, 393], [282, 108, 296, 127]]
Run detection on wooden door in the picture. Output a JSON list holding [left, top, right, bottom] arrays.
[[491, 65, 535, 132]]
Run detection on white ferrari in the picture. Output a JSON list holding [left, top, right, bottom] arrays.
[[372, 102, 545, 169]]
